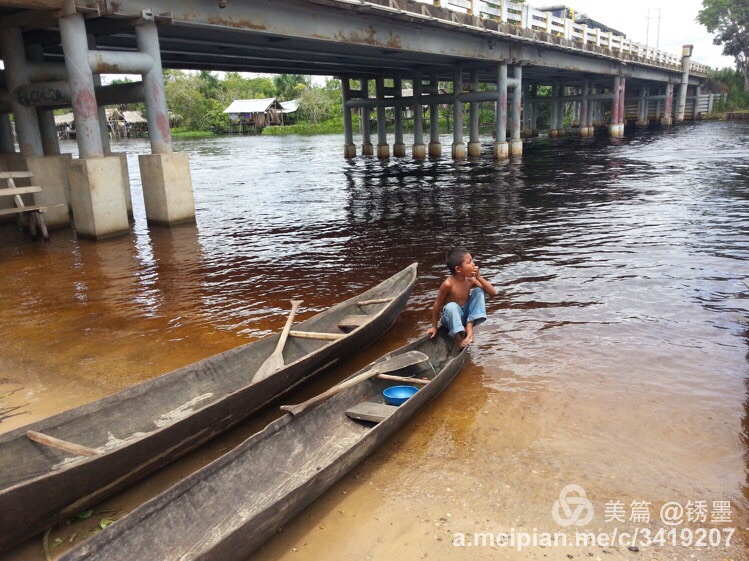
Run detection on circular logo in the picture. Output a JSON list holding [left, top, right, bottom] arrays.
[[552, 484, 594, 527]]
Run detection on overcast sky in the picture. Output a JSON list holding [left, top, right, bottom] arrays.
[[526, 0, 734, 69]]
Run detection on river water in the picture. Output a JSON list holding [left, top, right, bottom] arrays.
[[1, 122, 748, 560]]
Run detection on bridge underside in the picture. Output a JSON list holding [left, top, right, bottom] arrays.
[[0, 0, 710, 241]]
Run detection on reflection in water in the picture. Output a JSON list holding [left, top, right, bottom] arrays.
[[0, 122, 748, 559]]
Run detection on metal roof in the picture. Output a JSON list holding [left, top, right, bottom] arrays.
[[223, 98, 278, 114], [279, 100, 299, 113]]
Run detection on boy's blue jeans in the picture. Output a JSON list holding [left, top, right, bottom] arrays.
[[440, 288, 487, 338]]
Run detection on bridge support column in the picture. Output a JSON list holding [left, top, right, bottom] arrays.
[[636, 85, 649, 127], [580, 79, 592, 137], [58, 12, 128, 239], [662, 83, 674, 126], [494, 62, 508, 161], [428, 75, 441, 158], [341, 76, 356, 159], [0, 28, 43, 159], [360, 79, 373, 155], [451, 68, 466, 160], [412, 73, 426, 160], [528, 84, 539, 136], [609, 76, 624, 138], [0, 115, 14, 154], [549, 82, 561, 137], [509, 66, 523, 156], [374, 77, 389, 159], [136, 18, 195, 226], [676, 45, 693, 123], [467, 70, 481, 158], [393, 77, 406, 157]]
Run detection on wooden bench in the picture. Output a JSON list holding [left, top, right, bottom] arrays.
[[345, 402, 399, 424], [0, 171, 62, 240]]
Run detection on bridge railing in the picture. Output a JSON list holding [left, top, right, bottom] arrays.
[[416, 0, 709, 76]]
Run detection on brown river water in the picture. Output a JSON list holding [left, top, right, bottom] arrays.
[[1, 122, 748, 560]]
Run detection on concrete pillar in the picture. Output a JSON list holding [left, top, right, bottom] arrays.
[[636, 85, 649, 128], [619, 78, 626, 133], [0, 27, 43, 157], [580, 79, 591, 137], [393, 77, 406, 157], [87, 35, 112, 156], [530, 84, 539, 134], [0, 115, 15, 154], [374, 77, 389, 159], [360, 79, 373, 155], [662, 83, 674, 126], [494, 62, 509, 161], [341, 76, 356, 159], [428, 74, 441, 158], [451, 67, 466, 160], [676, 45, 693, 123], [467, 70, 481, 158], [509, 66, 523, 156], [136, 18, 196, 226], [135, 20, 171, 155], [412, 73, 426, 160], [58, 11, 128, 238], [26, 154, 73, 227], [609, 76, 621, 138], [60, 13, 103, 159]]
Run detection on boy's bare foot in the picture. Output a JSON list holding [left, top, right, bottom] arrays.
[[463, 322, 475, 347], [454, 332, 466, 348]]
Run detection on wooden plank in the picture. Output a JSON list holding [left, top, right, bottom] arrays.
[[337, 315, 369, 330], [375, 374, 430, 385], [345, 402, 399, 423], [288, 330, 345, 341], [357, 297, 393, 306], [0, 186, 43, 197], [0, 171, 34, 179], [0, 205, 46, 216], [27, 431, 101, 458]]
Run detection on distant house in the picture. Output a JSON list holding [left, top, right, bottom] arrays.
[[107, 108, 148, 138], [54, 109, 148, 139], [223, 98, 287, 133]]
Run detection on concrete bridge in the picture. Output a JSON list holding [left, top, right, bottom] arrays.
[[0, 0, 711, 240]]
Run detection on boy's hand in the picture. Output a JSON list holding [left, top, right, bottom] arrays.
[[427, 326, 438, 338]]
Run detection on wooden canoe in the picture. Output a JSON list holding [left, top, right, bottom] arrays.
[[0, 263, 417, 549], [60, 329, 465, 561]]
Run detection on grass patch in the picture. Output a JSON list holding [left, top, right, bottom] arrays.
[[170, 128, 215, 138]]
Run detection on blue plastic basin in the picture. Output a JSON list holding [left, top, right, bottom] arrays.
[[383, 385, 419, 406]]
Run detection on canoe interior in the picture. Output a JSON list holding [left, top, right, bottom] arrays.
[[61, 332, 462, 561], [0, 264, 416, 493]]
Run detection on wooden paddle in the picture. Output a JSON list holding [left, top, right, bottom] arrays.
[[280, 350, 430, 416], [253, 300, 303, 381]]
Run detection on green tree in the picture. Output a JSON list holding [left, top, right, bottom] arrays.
[[698, 0, 749, 93], [273, 74, 309, 101]]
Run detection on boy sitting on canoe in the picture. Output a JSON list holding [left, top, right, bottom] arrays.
[[427, 247, 497, 348]]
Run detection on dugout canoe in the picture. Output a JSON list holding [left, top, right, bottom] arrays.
[[60, 329, 466, 561], [0, 263, 417, 549]]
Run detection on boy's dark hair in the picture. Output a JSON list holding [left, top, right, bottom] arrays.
[[446, 246, 469, 273]]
